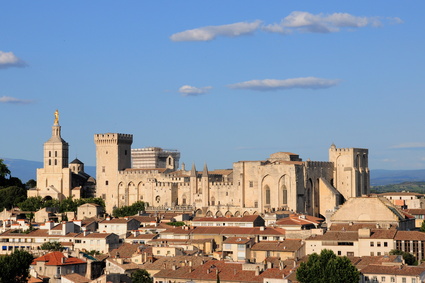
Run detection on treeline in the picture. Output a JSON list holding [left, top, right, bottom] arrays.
[[371, 181, 425, 194], [17, 196, 105, 212], [113, 201, 146, 217]]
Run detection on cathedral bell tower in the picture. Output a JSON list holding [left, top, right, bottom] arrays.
[[43, 109, 69, 172]]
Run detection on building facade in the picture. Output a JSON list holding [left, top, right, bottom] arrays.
[[94, 132, 369, 217]]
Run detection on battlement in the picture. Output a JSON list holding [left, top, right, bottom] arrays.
[[94, 133, 133, 144], [329, 147, 368, 153], [305, 161, 333, 168]]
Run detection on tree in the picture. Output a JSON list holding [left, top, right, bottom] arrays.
[[0, 249, 34, 282], [40, 241, 64, 251], [0, 186, 27, 210], [420, 220, 425, 233], [0, 159, 11, 179], [131, 269, 153, 283], [113, 201, 146, 217], [389, 249, 417, 265], [17, 196, 44, 212], [25, 179, 37, 189], [296, 249, 360, 283]]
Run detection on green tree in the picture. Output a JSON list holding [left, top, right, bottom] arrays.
[[0, 159, 11, 179], [389, 249, 417, 265], [25, 179, 37, 189], [17, 196, 44, 212], [131, 269, 153, 283], [40, 241, 64, 251], [0, 249, 34, 283], [296, 249, 360, 283], [113, 201, 146, 217], [0, 186, 27, 210], [420, 220, 425, 233]]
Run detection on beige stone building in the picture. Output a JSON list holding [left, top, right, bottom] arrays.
[[94, 131, 369, 217], [29, 111, 95, 201], [29, 115, 370, 220]]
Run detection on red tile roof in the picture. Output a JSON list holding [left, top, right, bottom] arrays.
[[31, 251, 86, 266], [361, 264, 425, 276]]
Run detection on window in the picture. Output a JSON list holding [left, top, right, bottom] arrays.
[[377, 252, 381, 256], [384, 242, 388, 247], [402, 278, 406, 283], [102, 166, 105, 173], [391, 277, 395, 282], [105, 180, 108, 185], [55, 151, 57, 157], [381, 277, 386, 282], [347, 252, 354, 256], [412, 279, 416, 283], [282, 185, 288, 205], [370, 252, 374, 256], [370, 242, 374, 247], [249, 181, 253, 187], [337, 251, 341, 255], [377, 242, 381, 247], [265, 185, 271, 205]]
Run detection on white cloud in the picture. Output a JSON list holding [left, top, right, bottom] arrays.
[[228, 77, 340, 91], [0, 96, 33, 104], [179, 85, 212, 96], [170, 20, 262, 42], [263, 11, 395, 34], [390, 142, 425, 150], [0, 51, 27, 69]]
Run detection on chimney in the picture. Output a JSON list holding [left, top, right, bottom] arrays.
[[255, 266, 260, 276], [260, 226, 265, 231]]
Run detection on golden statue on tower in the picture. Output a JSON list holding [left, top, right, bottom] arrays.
[[54, 109, 59, 125]]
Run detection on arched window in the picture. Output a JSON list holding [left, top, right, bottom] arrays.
[[265, 185, 271, 205], [282, 185, 288, 205]]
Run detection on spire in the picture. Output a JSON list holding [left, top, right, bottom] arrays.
[[202, 163, 208, 177], [190, 163, 196, 177]]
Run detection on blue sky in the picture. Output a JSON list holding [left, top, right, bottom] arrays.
[[1, 1, 424, 171]]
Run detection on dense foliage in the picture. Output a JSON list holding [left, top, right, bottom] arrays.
[[166, 221, 186, 227], [113, 201, 146, 217], [40, 241, 64, 251], [389, 249, 417, 265], [296, 249, 360, 283], [131, 269, 153, 283], [0, 159, 27, 210], [0, 249, 34, 283], [17, 196, 105, 212]]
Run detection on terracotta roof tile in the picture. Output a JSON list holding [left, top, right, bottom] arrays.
[[251, 240, 303, 252], [31, 251, 86, 266], [361, 264, 425, 276]]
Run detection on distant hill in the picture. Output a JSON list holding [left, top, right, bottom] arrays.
[[370, 169, 425, 186], [2, 158, 425, 186], [1, 158, 96, 182]]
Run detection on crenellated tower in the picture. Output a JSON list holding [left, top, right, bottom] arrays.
[[329, 144, 369, 202], [94, 133, 133, 212]]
